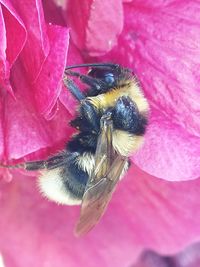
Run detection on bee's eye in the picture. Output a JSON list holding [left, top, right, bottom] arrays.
[[88, 68, 116, 87], [104, 73, 115, 86]]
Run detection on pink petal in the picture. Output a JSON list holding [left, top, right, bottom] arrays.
[[1, 164, 200, 266], [65, 0, 123, 56], [33, 25, 69, 117]]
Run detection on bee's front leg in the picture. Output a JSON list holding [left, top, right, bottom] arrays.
[[71, 100, 101, 133]]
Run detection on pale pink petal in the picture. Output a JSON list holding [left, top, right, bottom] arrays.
[[132, 108, 200, 181], [52, 0, 67, 9], [126, 6, 200, 138], [65, 0, 123, 56], [116, 0, 200, 137], [99, 0, 200, 181], [33, 25, 69, 118], [121, 166, 200, 254], [1, 164, 200, 266], [0, 170, 142, 267]]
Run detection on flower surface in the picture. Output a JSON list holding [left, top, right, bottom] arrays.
[[0, 0, 200, 266]]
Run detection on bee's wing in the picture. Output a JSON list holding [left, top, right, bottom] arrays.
[[75, 113, 127, 236], [75, 156, 127, 236], [91, 113, 115, 183]]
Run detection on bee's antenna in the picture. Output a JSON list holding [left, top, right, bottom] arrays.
[[65, 63, 119, 71]]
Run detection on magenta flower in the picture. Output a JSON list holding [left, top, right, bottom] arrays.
[[0, 0, 200, 266]]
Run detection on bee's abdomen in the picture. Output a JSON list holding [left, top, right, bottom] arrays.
[[38, 152, 95, 206]]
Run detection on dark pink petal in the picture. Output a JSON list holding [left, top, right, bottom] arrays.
[[99, 0, 200, 181], [0, 1, 26, 94], [1, 0, 27, 66], [1, 165, 200, 266], [15, 0, 50, 81], [42, 0, 66, 26], [65, 0, 123, 56], [33, 25, 69, 118], [1, 61, 73, 161]]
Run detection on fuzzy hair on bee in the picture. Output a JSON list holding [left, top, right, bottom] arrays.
[[0, 63, 149, 235]]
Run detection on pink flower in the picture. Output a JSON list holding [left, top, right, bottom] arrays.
[[0, 0, 200, 266]]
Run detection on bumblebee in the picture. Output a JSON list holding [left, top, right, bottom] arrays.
[[1, 63, 149, 235]]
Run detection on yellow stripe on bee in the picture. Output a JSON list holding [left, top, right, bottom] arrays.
[[87, 79, 149, 113], [113, 130, 144, 156]]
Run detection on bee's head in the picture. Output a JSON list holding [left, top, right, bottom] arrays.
[[88, 65, 132, 93], [65, 63, 133, 97]]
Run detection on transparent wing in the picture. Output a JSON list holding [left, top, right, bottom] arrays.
[[75, 113, 127, 236]]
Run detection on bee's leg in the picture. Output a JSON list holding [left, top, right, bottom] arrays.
[[112, 96, 147, 135], [65, 70, 105, 91], [81, 100, 101, 131], [71, 100, 101, 132], [26, 152, 79, 170], [0, 160, 47, 170], [63, 77, 86, 101], [1, 152, 79, 171]]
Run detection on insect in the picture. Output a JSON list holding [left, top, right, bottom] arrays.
[[1, 63, 149, 236]]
